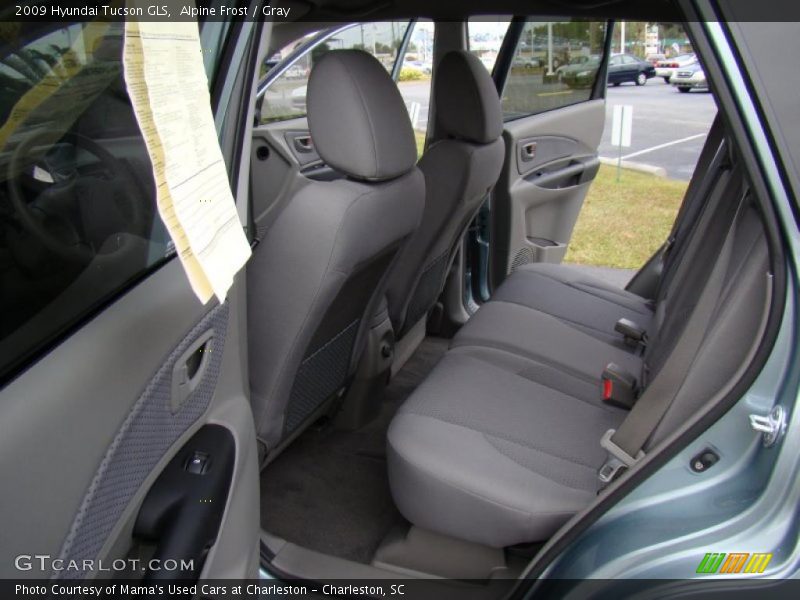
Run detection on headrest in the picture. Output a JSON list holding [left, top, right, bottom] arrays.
[[435, 51, 503, 144], [307, 50, 417, 181]]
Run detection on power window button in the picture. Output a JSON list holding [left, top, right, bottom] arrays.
[[185, 451, 210, 474]]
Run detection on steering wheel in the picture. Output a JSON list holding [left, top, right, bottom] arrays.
[[7, 129, 146, 263]]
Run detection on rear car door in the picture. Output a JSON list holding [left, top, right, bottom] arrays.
[[607, 53, 625, 83], [0, 17, 260, 581], [487, 18, 612, 288]]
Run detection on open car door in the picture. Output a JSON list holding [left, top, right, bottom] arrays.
[[0, 16, 261, 581], [488, 18, 612, 289]]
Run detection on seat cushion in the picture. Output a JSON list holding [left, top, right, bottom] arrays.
[[452, 300, 644, 398], [493, 263, 654, 345], [387, 348, 626, 547]]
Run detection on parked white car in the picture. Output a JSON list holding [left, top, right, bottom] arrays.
[[655, 53, 697, 82]]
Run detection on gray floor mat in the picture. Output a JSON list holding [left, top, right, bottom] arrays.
[[259, 337, 450, 564]]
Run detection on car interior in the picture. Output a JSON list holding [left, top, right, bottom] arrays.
[[247, 6, 779, 589], [0, 0, 786, 591]]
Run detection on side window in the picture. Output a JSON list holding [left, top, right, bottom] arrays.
[[467, 18, 512, 74], [260, 22, 411, 124], [501, 19, 608, 119], [0, 21, 229, 384]]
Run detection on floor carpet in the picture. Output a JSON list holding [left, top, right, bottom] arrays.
[[259, 337, 450, 563]]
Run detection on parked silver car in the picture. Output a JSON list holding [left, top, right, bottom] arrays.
[[655, 52, 698, 82], [672, 61, 709, 92]]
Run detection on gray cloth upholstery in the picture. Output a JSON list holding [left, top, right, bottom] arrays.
[[384, 51, 505, 334], [387, 348, 626, 547], [249, 51, 424, 456], [452, 300, 643, 389], [307, 50, 417, 181], [493, 263, 654, 345], [435, 51, 504, 144], [387, 165, 771, 548], [249, 172, 424, 453]]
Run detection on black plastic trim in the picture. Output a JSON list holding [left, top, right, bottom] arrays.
[[134, 425, 236, 582], [492, 17, 525, 95]]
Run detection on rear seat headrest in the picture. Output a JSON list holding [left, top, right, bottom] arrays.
[[435, 50, 503, 145], [307, 50, 418, 182]]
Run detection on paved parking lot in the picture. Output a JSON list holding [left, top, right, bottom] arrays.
[[599, 77, 717, 180], [399, 76, 716, 181], [398, 79, 432, 131]]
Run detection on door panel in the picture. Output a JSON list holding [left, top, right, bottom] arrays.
[[250, 117, 309, 231], [0, 264, 259, 579], [486, 17, 611, 289], [0, 17, 260, 581], [493, 99, 606, 281]]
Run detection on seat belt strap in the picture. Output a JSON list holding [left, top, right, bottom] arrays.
[[665, 115, 725, 252], [599, 193, 745, 483], [655, 117, 727, 297]]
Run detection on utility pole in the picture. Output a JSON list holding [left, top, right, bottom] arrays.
[[620, 20, 626, 54]]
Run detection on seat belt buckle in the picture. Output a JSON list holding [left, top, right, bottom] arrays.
[[601, 363, 638, 410], [598, 429, 645, 484], [615, 318, 648, 349]]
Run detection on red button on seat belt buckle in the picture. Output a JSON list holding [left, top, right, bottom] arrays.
[[600, 363, 638, 409], [602, 378, 613, 400]]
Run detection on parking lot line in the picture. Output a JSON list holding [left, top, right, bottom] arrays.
[[621, 133, 707, 160]]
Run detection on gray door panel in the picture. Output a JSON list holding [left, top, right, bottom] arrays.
[[0, 261, 259, 579], [0, 15, 261, 582], [250, 117, 312, 233], [251, 116, 347, 236], [493, 99, 606, 279]]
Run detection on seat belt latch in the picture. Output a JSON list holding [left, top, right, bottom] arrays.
[[601, 363, 638, 410], [598, 429, 645, 484], [615, 318, 647, 348]]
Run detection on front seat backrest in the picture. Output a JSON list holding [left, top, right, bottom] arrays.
[[384, 50, 504, 336], [248, 50, 424, 459]]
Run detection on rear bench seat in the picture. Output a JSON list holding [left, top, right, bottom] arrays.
[[387, 164, 772, 548], [489, 262, 655, 346]]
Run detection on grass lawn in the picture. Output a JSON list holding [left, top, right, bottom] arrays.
[[564, 165, 688, 269], [414, 130, 427, 157]]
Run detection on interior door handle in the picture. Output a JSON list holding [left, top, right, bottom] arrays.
[[171, 330, 214, 414], [293, 135, 313, 153], [521, 142, 537, 161]]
